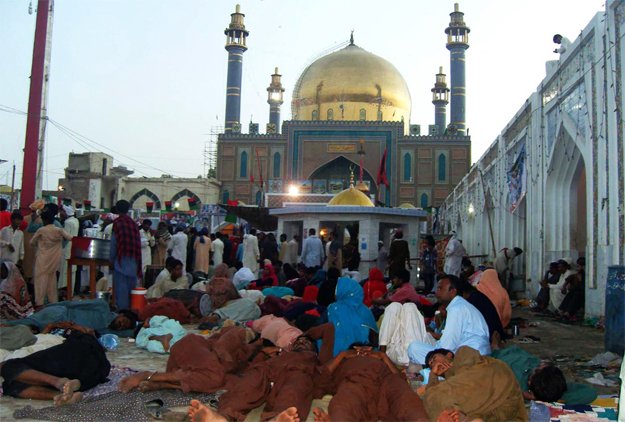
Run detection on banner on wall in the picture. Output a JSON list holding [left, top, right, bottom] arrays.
[[507, 144, 526, 213]]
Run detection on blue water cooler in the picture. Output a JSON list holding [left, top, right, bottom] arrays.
[[604, 265, 624, 355]]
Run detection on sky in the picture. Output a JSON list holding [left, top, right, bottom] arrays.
[[0, 0, 605, 191]]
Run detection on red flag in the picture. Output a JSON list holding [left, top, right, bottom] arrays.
[[255, 148, 264, 189], [376, 147, 389, 187]]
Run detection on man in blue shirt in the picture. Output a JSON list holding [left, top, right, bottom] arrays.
[[299, 228, 324, 269], [408, 274, 491, 364]]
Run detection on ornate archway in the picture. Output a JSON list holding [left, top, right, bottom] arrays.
[[171, 189, 202, 208], [308, 156, 378, 196], [129, 188, 161, 209]]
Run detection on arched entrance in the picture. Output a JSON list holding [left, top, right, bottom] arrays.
[[545, 127, 587, 261], [308, 156, 378, 196], [129, 188, 161, 210], [171, 189, 202, 211]]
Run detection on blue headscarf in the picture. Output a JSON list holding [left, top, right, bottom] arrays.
[[327, 277, 378, 356]]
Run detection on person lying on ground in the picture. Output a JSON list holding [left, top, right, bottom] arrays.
[[135, 315, 187, 353], [492, 345, 597, 405], [311, 344, 429, 422], [199, 270, 261, 324], [422, 346, 527, 421], [10, 298, 137, 334], [408, 274, 490, 365], [217, 323, 335, 422], [0, 261, 34, 320], [250, 314, 303, 350], [0, 328, 110, 406], [188, 400, 299, 422], [119, 325, 259, 394]]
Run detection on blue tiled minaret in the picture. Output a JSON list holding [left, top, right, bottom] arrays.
[[224, 4, 249, 133], [431, 66, 449, 133], [266, 67, 285, 133], [445, 3, 470, 134]]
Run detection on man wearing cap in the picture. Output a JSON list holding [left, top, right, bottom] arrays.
[[59, 204, 80, 291]]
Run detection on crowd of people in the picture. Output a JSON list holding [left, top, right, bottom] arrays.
[[0, 197, 598, 421]]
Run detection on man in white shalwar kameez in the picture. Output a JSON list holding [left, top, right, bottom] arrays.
[[242, 229, 260, 275], [212, 233, 224, 267], [549, 258, 576, 311], [443, 234, 465, 277], [169, 226, 188, 274], [58, 205, 80, 290], [379, 302, 435, 366], [139, 219, 155, 277]]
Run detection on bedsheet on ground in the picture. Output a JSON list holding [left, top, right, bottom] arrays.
[[14, 389, 219, 421], [542, 395, 619, 421]]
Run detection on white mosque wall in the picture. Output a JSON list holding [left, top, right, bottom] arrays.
[[441, 2, 625, 317]]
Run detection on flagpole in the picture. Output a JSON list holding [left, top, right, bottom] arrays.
[[478, 168, 497, 259]]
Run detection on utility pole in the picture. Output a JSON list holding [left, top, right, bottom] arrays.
[[10, 163, 16, 208], [20, 0, 55, 212]]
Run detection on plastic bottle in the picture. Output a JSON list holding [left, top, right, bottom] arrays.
[[99, 334, 120, 351], [529, 401, 550, 422]]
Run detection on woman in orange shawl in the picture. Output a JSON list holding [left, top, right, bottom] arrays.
[[476, 269, 512, 327]]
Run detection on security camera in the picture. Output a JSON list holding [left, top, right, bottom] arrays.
[[553, 34, 563, 44]]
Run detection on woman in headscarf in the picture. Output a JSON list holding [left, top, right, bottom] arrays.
[[0, 261, 34, 320], [362, 267, 388, 307], [193, 228, 212, 274], [152, 221, 171, 267], [327, 277, 378, 356], [248, 260, 278, 289], [475, 269, 512, 327]]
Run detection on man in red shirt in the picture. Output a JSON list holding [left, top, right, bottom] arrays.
[[374, 268, 431, 307], [0, 198, 11, 230]]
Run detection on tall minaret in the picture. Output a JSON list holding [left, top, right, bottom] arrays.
[[224, 4, 249, 133], [266, 67, 285, 133], [445, 3, 470, 134], [431, 66, 449, 133]]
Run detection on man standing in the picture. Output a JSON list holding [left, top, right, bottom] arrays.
[[408, 274, 490, 365], [109, 200, 142, 310], [300, 228, 324, 269], [494, 247, 523, 290], [287, 234, 299, 266], [278, 233, 290, 265], [443, 233, 465, 277], [139, 219, 155, 278], [212, 232, 224, 267], [242, 229, 260, 275], [169, 225, 188, 274], [376, 240, 388, 275], [0, 211, 24, 265], [58, 205, 79, 291], [388, 229, 411, 278], [222, 233, 233, 267]]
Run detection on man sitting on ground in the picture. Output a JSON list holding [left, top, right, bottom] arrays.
[[373, 268, 430, 307], [146, 258, 187, 299], [422, 346, 527, 421], [408, 274, 491, 365]]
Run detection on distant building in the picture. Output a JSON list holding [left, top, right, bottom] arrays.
[[441, 1, 624, 317], [217, 4, 472, 208], [58, 152, 220, 210]]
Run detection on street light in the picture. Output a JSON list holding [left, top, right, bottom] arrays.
[[288, 185, 299, 196], [468, 203, 475, 215]]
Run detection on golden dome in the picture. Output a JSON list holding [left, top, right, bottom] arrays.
[[398, 202, 416, 209], [355, 180, 370, 193], [327, 185, 374, 207], [291, 43, 411, 131]]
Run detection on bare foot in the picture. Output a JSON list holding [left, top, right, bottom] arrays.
[[53, 391, 83, 407], [313, 408, 330, 422], [274, 407, 299, 422], [55, 377, 81, 395], [149, 334, 173, 352], [119, 372, 150, 392], [187, 399, 227, 422]]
